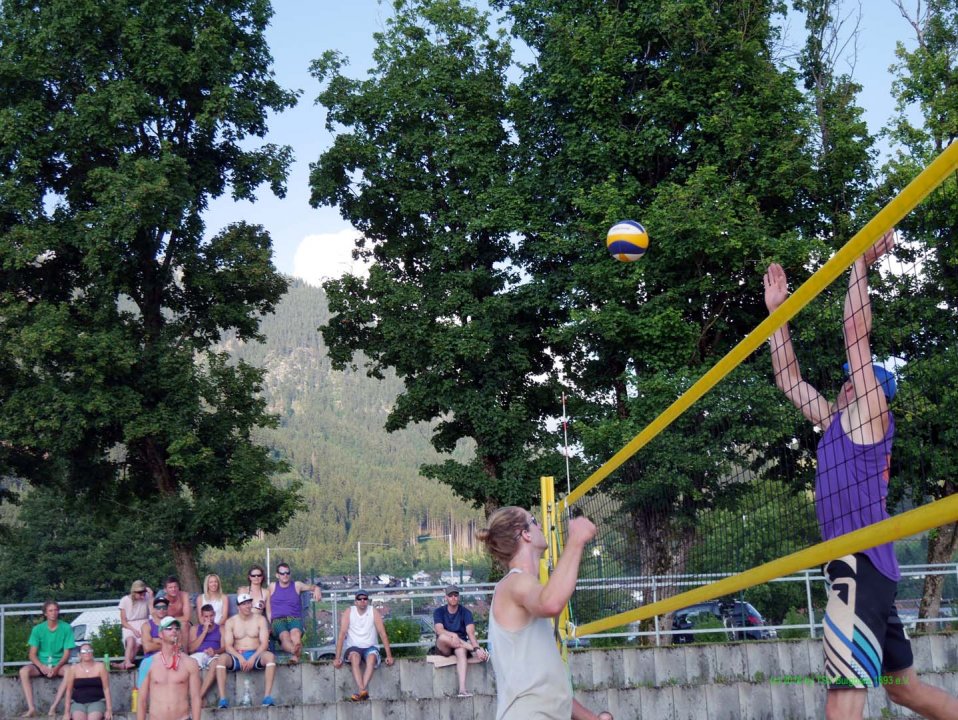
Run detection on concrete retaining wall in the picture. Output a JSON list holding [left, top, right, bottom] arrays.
[[2, 635, 956, 718]]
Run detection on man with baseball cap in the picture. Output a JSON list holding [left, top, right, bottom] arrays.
[[137, 595, 171, 689], [434, 585, 488, 697], [136, 615, 201, 720], [201, 593, 276, 708], [333, 590, 394, 702]]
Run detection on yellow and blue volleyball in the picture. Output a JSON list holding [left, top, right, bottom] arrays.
[[606, 220, 649, 262]]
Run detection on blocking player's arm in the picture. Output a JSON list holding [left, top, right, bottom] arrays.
[[764, 263, 831, 426], [843, 231, 894, 437]]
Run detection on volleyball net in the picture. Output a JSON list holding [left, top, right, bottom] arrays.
[[543, 140, 958, 639]]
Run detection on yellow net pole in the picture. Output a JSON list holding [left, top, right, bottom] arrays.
[[573, 492, 958, 636], [563, 140, 958, 510]]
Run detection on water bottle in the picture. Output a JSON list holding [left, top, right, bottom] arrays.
[[240, 679, 252, 707]]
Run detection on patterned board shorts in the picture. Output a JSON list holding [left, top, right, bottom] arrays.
[[823, 553, 914, 689]]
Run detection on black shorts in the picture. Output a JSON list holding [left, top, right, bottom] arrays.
[[823, 553, 913, 689]]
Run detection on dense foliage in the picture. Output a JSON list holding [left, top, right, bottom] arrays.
[[0, 0, 301, 589]]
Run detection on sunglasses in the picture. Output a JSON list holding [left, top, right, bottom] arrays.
[[134, 590, 145, 595], [79, 648, 93, 654], [277, 570, 291, 575], [356, 596, 369, 601], [249, 573, 263, 578]]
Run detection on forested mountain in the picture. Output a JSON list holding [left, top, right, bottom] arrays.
[[205, 278, 484, 577]]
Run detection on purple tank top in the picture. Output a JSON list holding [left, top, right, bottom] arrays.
[[270, 582, 301, 620], [816, 411, 899, 581], [145, 618, 160, 657], [197, 624, 221, 653]]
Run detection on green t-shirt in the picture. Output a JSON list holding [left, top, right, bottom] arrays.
[[28, 620, 75, 666]]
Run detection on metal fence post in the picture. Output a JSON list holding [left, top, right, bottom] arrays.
[[652, 577, 660, 647], [805, 569, 816, 638]]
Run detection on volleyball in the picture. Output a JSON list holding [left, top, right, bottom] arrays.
[[606, 220, 649, 262]]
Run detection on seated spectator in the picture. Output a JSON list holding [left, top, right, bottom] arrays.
[[136, 595, 170, 690], [118, 580, 153, 670], [200, 594, 276, 708], [195, 574, 228, 627], [188, 604, 224, 672], [18, 600, 74, 718], [333, 590, 394, 702], [62, 643, 113, 720], [267, 562, 321, 664], [237, 565, 270, 619], [159, 576, 191, 629], [433, 585, 488, 697]]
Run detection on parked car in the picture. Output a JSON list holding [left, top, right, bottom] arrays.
[[672, 600, 774, 643]]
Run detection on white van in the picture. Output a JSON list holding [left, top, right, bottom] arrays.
[[70, 608, 121, 644]]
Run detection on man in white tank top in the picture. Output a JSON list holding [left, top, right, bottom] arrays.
[[481, 507, 613, 720], [333, 590, 394, 702]]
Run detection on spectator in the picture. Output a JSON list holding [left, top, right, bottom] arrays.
[[188, 604, 224, 672], [237, 565, 270, 619], [136, 617, 200, 720], [136, 596, 170, 691], [333, 589, 394, 702], [62, 642, 113, 720], [433, 584, 488, 697], [195, 574, 228, 627], [118, 580, 153, 670], [18, 600, 74, 718], [159, 576, 191, 629], [201, 593, 277, 708], [267, 562, 321, 664]]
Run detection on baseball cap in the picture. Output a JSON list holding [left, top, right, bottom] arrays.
[[237, 593, 253, 605], [355, 589, 369, 599], [153, 596, 169, 608], [159, 616, 180, 630], [445, 585, 461, 596], [841, 362, 897, 401]]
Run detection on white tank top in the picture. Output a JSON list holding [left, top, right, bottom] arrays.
[[488, 569, 572, 719], [346, 605, 378, 647]]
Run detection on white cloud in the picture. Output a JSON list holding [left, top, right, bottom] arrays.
[[292, 229, 370, 285]]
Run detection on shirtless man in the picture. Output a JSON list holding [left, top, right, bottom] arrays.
[[201, 594, 276, 708], [160, 577, 192, 629], [136, 616, 201, 720]]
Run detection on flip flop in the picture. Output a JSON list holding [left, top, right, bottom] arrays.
[[456, 691, 474, 698]]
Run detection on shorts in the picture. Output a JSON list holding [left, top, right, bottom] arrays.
[[228, 649, 267, 671], [189, 651, 218, 670], [70, 699, 106, 714], [436, 637, 476, 657], [343, 646, 380, 667], [823, 553, 913, 689], [271, 616, 304, 637]]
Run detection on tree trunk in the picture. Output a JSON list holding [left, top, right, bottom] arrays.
[[172, 540, 202, 594], [919, 522, 958, 625]]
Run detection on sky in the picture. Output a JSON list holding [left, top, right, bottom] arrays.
[[202, 0, 922, 286]]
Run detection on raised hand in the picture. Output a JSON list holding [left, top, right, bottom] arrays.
[[763, 263, 789, 313]]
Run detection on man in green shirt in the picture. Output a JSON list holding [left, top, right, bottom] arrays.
[[18, 600, 74, 717]]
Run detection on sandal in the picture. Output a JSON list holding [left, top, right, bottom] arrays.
[[456, 691, 474, 698], [349, 693, 363, 702]]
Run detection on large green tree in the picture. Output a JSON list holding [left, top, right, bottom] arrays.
[[0, 0, 301, 590], [311, 0, 563, 517], [496, 0, 833, 581]]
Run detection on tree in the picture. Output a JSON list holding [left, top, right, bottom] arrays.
[[880, 0, 958, 622], [0, 0, 301, 591], [311, 0, 563, 517], [495, 0, 827, 581]]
